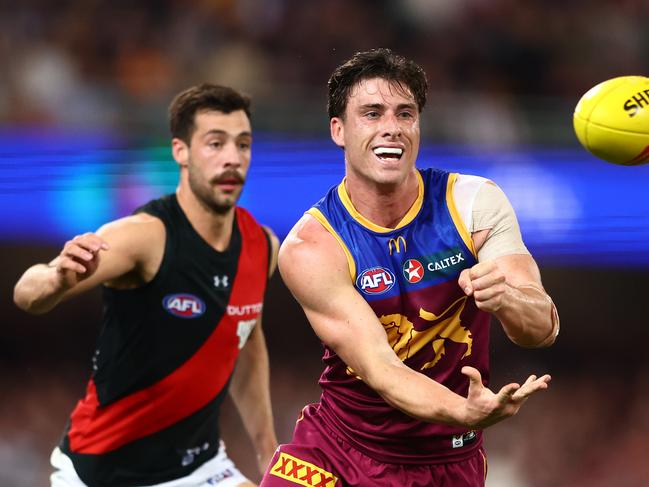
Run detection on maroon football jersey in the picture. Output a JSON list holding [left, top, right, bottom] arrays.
[[310, 169, 491, 464]]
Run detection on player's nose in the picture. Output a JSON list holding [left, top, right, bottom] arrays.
[[380, 113, 402, 138], [220, 141, 244, 167]]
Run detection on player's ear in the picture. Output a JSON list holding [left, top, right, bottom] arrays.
[[330, 117, 345, 148], [171, 138, 189, 167]]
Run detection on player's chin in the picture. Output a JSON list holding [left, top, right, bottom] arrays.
[[209, 194, 240, 214], [374, 164, 410, 184]]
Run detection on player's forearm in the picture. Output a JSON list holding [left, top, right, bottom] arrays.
[[364, 358, 469, 427], [229, 334, 278, 461], [495, 284, 559, 348], [231, 383, 277, 469], [234, 385, 276, 457], [13, 264, 69, 314]]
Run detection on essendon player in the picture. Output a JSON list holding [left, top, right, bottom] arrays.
[[14, 84, 278, 487], [261, 50, 559, 487]]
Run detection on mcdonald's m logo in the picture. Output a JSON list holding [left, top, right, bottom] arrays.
[[388, 236, 407, 255]]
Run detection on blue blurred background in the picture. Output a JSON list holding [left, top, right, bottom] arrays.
[[2, 1, 649, 486], [3, 131, 649, 266]]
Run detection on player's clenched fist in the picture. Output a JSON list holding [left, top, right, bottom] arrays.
[[458, 261, 506, 313], [55, 232, 109, 288]]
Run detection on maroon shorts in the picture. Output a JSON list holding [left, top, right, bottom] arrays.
[[260, 405, 487, 487]]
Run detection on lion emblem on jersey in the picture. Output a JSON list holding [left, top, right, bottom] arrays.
[[379, 296, 472, 370]]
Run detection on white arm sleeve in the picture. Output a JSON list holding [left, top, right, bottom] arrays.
[[453, 175, 529, 262]]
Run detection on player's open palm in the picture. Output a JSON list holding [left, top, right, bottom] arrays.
[[55, 232, 109, 289], [460, 366, 551, 429]]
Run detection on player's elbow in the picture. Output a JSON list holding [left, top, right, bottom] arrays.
[[13, 288, 35, 313], [13, 284, 49, 315], [507, 324, 558, 349], [532, 327, 559, 348], [510, 334, 556, 349]]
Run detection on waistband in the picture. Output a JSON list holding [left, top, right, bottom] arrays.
[[315, 402, 482, 465]]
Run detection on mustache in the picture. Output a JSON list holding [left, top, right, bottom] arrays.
[[211, 170, 245, 185]]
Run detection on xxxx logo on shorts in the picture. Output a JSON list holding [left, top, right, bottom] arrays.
[[270, 452, 338, 487]]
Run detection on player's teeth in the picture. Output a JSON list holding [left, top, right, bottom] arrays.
[[373, 147, 403, 157]]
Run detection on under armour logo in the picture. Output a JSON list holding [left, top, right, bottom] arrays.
[[214, 275, 229, 288]]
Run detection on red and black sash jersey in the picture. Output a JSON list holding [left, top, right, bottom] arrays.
[[60, 194, 270, 487]]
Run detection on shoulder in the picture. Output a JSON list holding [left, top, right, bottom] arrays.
[[279, 214, 351, 299], [232, 207, 279, 276], [97, 212, 165, 238], [280, 213, 345, 261], [261, 225, 280, 277], [96, 213, 166, 262], [452, 174, 491, 203], [452, 175, 516, 222], [452, 174, 513, 203], [472, 179, 516, 215]]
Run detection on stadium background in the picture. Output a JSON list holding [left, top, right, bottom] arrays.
[[1, 1, 648, 485]]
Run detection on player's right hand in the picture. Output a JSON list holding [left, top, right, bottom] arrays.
[[54, 232, 110, 289], [460, 366, 550, 429]]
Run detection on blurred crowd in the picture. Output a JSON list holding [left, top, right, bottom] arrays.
[[2, 366, 648, 487], [1, 0, 648, 143]]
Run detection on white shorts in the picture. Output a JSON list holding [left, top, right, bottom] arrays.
[[50, 441, 250, 487]]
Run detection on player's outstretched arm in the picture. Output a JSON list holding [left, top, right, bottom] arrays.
[[458, 255, 559, 348], [279, 215, 550, 429], [13, 214, 164, 314]]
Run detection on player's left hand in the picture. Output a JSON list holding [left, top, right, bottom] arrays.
[[458, 261, 506, 313], [461, 366, 551, 429]]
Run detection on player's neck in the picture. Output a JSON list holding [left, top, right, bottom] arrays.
[[176, 186, 235, 252], [344, 170, 419, 229]]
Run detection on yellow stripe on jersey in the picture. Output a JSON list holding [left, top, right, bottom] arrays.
[[270, 452, 339, 487], [306, 208, 357, 281], [336, 171, 424, 232], [480, 448, 488, 480], [446, 173, 477, 257]]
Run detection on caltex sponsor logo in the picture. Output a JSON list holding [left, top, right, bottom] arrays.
[[403, 259, 424, 283], [426, 252, 465, 272]]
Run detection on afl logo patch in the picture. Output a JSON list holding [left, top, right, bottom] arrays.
[[163, 294, 206, 319], [403, 259, 424, 283], [356, 267, 395, 295]]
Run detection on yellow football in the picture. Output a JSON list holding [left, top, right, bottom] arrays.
[[573, 76, 649, 165]]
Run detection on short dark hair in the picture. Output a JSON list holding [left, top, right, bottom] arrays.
[[169, 83, 251, 144], [327, 48, 428, 119]]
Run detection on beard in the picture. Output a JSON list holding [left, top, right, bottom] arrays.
[[187, 165, 245, 215]]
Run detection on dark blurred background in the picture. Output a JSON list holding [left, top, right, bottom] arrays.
[[2, 1, 649, 486]]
